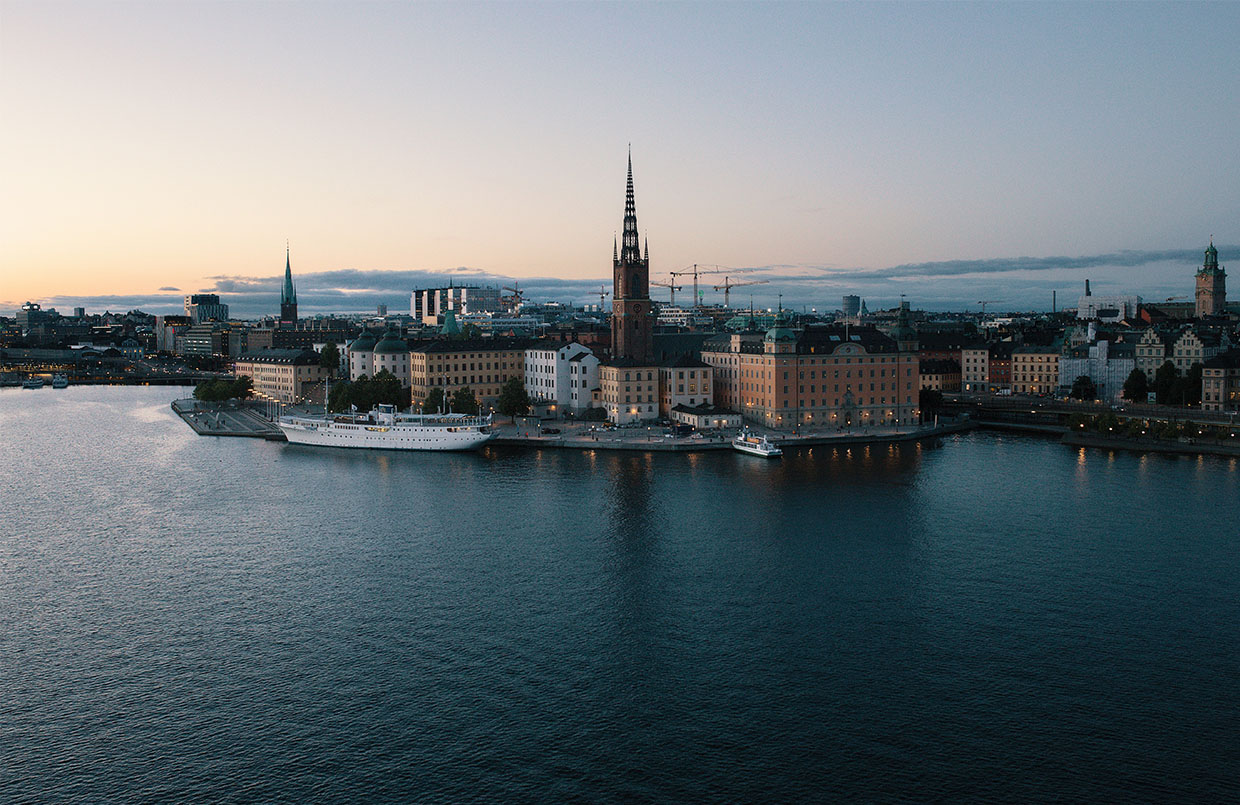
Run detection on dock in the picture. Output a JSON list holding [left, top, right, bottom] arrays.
[[171, 399, 286, 440]]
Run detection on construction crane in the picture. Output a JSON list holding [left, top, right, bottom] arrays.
[[650, 279, 682, 306], [595, 285, 610, 310], [501, 282, 526, 312], [978, 300, 1002, 315], [670, 264, 734, 309], [712, 276, 769, 307], [1165, 295, 1189, 302]]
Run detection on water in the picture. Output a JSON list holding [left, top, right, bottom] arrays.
[[2, 386, 1238, 802]]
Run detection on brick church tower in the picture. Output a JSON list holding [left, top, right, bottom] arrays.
[[1196, 239, 1226, 318], [611, 152, 653, 363]]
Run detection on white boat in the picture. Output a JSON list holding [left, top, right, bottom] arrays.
[[21, 378, 45, 389], [732, 428, 782, 458], [51, 374, 69, 389], [278, 404, 495, 451]]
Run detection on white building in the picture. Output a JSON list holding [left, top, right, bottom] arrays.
[[1076, 293, 1142, 322], [961, 346, 990, 392], [411, 286, 502, 323], [523, 342, 599, 415], [347, 331, 377, 380], [1058, 340, 1135, 403]]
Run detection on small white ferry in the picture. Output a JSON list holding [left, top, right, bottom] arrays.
[[51, 374, 69, 389], [279, 404, 494, 452], [732, 428, 782, 458], [21, 378, 45, 389]]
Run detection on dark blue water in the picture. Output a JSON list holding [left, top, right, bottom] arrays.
[[2, 386, 1237, 802]]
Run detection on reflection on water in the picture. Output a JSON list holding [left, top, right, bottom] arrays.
[[1, 388, 1238, 803]]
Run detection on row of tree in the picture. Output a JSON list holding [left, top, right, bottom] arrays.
[[1068, 411, 1236, 441], [1067, 361, 1204, 406], [327, 371, 408, 412], [193, 376, 253, 401]]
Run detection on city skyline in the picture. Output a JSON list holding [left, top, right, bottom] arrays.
[[3, 2, 1239, 313]]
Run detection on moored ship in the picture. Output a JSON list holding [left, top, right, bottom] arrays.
[[51, 374, 69, 389], [278, 404, 494, 451], [732, 428, 782, 458]]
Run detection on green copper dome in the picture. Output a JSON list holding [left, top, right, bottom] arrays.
[[348, 332, 378, 352], [764, 325, 797, 343], [371, 330, 408, 354]]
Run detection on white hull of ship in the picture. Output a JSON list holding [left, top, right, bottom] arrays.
[[278, 420, 493, 451]]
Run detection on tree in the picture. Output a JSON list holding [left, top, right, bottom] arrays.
[[451, 386, 479, 415], [320, 342, 340, 373], [1122, 368, 1149, 402], [496, 377, 530, 421], [1070, 375, 1097, 401], [193, 375, 253, 402], [1154, 361, 1179, 405], [918, 388, 944, 421], [1181, 362, 1203, 406], [423, 387, 446, 414]]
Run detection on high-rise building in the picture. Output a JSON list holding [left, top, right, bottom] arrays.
[[610, 152, 652, 363], [184, 293, 229, 323], [280, 245, 298, 325], [1195, 239, 1227, 318], [842, 295, 861, 317]]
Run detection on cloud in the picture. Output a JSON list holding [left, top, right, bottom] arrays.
[[5, 246, 1219, 317], [158, 286, 182, 292]]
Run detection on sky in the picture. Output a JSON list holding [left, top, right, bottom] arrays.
[[3, 1, 1239, 316]]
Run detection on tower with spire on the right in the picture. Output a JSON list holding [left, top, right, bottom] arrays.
[[280, 244, 298, 326], [1196, 238, 1226, 318], [611, 151, 653, 363]]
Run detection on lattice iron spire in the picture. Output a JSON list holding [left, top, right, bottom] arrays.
[[620, 151, 641, 265]]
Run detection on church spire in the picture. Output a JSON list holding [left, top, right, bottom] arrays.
[[282, 243, 296, 304], [620, 151, 641, 265]]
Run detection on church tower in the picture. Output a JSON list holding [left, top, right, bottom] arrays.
[[280, 244, 298, 325], [611, 152, 653, 363], [1195, 239, 1226, 318]]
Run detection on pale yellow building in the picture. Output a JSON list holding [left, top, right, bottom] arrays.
[[234, 348, 330, 404], [409, 339, 529, 411], [598, 362, 660, 424], [1011, 346, 1060, 395]]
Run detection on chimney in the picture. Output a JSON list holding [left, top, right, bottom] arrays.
[[1085, 279, 1091, 296]]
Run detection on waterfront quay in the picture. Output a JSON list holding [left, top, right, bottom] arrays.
[[171, 399, 284, 440], [170, 398, 964, 451]]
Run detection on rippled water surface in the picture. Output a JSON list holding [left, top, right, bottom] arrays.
[[2, 386, 1238, 802]]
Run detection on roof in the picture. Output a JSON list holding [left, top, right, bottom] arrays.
[[671, 403, 735, 416], [919, 359, 961, 374], [1203, 349, 1240, 369], [413, 337, 535, 354], [372, 331, 409, 354], [236, 348, 320, 365], [663, 353, 710, 369]]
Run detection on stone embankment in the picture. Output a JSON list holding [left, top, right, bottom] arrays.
[[172, 399, 285, 440]]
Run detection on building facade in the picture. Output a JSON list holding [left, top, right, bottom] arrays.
[[919, 359, 962, 392], [1201, 350, 1240, 412], [409, 339, 528, 410], [1059, 340, 1135, 403], [1171, 327, 1231, 373], [658, 356, 714, 418], [701, 324, 919, 429], [1011, 346, 1060, 395], [184, 293, 229, 324], [523, 341, 598, 414], [961, 345, 989, 392], [234, 348, 329, 403]]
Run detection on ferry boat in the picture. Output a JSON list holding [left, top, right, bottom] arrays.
[[732, 428, 782, 458], [278, 404, 494, 451], [21, 378, 45, 389], [51, 374, 69, 389]]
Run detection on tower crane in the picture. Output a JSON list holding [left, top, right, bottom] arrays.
[[712, 276, 769, 307], [978, 300, 1002, 315], [670, 264, 738, 309], [501, 281, 526, 311], [650, 279, 683, 306], [595, 285, 610, 311]]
